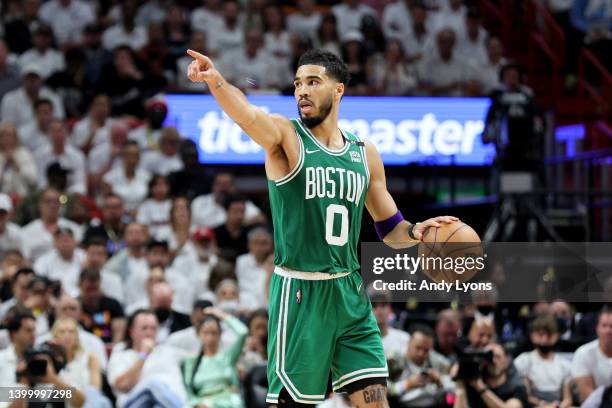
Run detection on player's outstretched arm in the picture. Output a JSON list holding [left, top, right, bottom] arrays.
[[186, 49, 291, 150], [363, 141, 458, 248]]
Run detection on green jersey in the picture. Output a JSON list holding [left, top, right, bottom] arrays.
[[268, 119, 370, 274]]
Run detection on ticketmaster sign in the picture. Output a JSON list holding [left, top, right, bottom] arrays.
[[164, 94, 494, 166]]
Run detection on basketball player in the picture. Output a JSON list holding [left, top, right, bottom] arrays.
[[187, 49, 457, 408]]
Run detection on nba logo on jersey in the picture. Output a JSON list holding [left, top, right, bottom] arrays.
[[350, 151, 362, 163], [296, 289, 302, 304]]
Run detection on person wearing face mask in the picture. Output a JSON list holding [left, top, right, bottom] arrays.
[[453, 343, 529, 408], [181, 306, 248, 408], [128, 99, 168, 151], [513, 314, 573, 408], [147, 281, 190, 343]]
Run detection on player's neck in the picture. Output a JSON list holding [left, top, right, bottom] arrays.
[[307, 113, 342, 149]]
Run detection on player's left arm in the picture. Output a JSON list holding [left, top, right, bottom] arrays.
[[363, 141, 458, 248]]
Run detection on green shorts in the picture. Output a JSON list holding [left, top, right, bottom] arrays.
[[266, 268, 388, 405]]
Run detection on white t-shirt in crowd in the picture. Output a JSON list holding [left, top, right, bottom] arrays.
[[514, 350, 571, 394], [136, 199, 172, 239], [34, 144, 87, 194], [572, 339, 612, 388], [0, 223, 24, 257], [39, 0, 96, 45], [128, 126, 162, 151], [22, 218, 83, 261], [287, 12, 321, 40], [102, 24, 148, 51], [70, 116, 112, 150], [235, 253, 268, 308], [191, 193, 262, 228], [88, 142, 121, 174], [1, 87, 65, 129], [208, 23, 244, 56], [18, 49, 66, 80], [417, 51, 470, 97], [140, 151, 183, 176], [33, 248, 86, 298], [331, 3, 377, 37], [17, 122, 49, 152], [190, 7, 224, 36], [107, 344, 187, 407], [382, 327, 411, 359], [102, 165, 151, 211]]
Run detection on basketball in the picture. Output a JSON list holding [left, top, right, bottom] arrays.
[[417, 222, 484, 283]]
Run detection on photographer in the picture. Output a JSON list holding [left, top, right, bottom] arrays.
[[388, 325, 453, 407], [453, 343, 529, 408]]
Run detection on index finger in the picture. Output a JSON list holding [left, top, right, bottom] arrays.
[[187, 49, 209, 62]]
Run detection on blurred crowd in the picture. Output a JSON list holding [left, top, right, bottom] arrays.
[[0, 0, 610, 407]]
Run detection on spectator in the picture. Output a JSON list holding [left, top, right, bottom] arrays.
[[82, 24, 114, 87], [51, 317, 112, 407], [457, 10, 488, 66], [107, 309, 186, 407], [235, 227, 273, 309], [26, 275, 56, 337], [550, 299, 586, 352], [382, 0, 414, 42], [514, 314, 572, 408], [572, 307, 612, 403], [33, 227, 86, 298], [431, 0, 468, 36], [156, 197, 195, 263], [3, 0, 39, 54], [0, 123, 37, 197], [191, 172, 263, 229], [219, 27, 289, 94], [0, 63, 64, 129], [141, 126, 184, 176], [88, 121, 130, 186], [176, 32, 210, 92], [0, 249, 25, 302], [287, 0, 322, 41], [0, 194, 23, 257], [164, 5, 191, 63], [0, 309, 37, 389], [388, 325, 452, 407], [44, 294, 108, 370], [0, 40, 20, 102], [83, 193, 127, 256], [181, 307, 248, 408], [71, 94, 113, 154], [262, 4, 292, 72], [370, 39, 417, 96], [17, 24, 66, 80], [471, 35, 506, 95], [137, 175, 172, 239], [468, 319, 497, 349], [214, 195, 251, 261], [453, 343, 529, 408], [170, 227, 219, 306], [79, 268, 126, 344], [98, 46, 149, 117], [167, 138, 213, 200], [128, 99, 167, 151], [21, 187, 83, 261], [342, 31, 370, 95], [240, 308, 268, 374], [140, 281, 190, 343], [34, 119, 87, 194], [17, 98, 55, 152], [401, 3, 432, 64], [102, 222, 149, 304], [332, 0, 378, 37], [190, 0, 224, 39], [81, 237, 110, 272], [208, 0, 244, 57], [316, 13, 342, 57], [134, 0, 166, 27], [102, 140, 151, 213], [39, 0, 95, 46], [102, 0, 148, 51], [371, 292, 411, 359], [435, 309, 461, 363], [418, 28, 469, 96], [0, 268, 34, 321], [214, 278, 256, 316]]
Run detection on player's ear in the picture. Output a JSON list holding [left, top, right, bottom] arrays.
[[335, 82, 345, 100]]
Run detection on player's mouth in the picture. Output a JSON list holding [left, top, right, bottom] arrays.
[[299, 100, 314, 114]]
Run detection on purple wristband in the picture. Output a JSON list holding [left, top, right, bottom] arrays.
[[374, 210, 404, 240]]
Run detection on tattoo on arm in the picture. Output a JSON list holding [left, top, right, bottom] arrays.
[[362, 387, 386, 404]]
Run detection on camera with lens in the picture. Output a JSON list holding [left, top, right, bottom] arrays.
[[455, 346, 494, 381], [21, 342, 67, 381]]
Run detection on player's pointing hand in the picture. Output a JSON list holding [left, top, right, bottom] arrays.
[[186, 49, 216, 83]]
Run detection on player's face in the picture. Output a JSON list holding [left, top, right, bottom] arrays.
[[294, 64, 336, 128]]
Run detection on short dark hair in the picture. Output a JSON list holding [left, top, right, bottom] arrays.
[[5, 307, 35, 334], [530, 314, 558, 335], [410, 324, 435, 339], [83, 236, 108, 249], [222, 194, 246, 211], [297, 49, 350, 86], [11, 268, 35, 287], [146, 239, 169, 252], [125, 309, 156, 349], [79, 268, 101, 283], [34, 98, 53, 110]]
